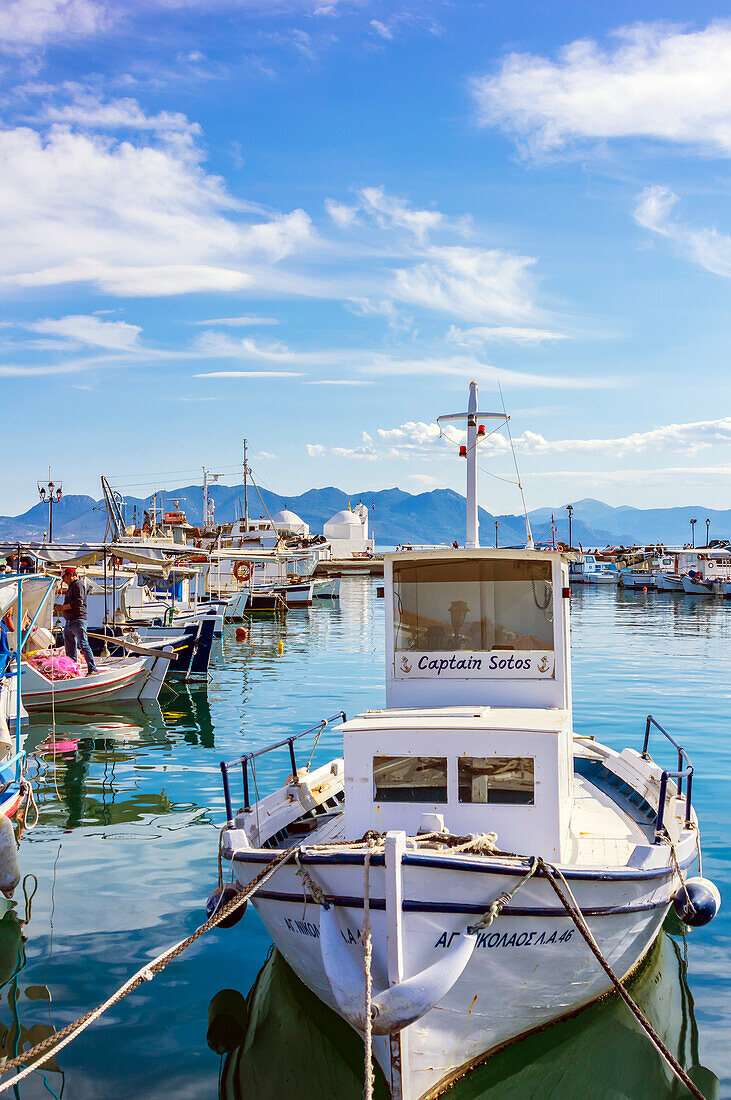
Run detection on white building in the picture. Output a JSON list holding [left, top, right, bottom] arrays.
[[271, 509, 310, 537], [323, 502, 374, 558]]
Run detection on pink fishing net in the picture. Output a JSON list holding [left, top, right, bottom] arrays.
[[27, 652, 83, 680]]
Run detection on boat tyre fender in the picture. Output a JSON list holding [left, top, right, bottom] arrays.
[[206, 884, 247, 928], [0, 815, 20, 898], [673, 877, 721, 927], [233, 562, 252, 583]]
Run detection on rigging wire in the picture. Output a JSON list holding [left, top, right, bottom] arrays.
[[498, 382, 533, 547]]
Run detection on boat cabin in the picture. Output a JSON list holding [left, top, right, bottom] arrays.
[[342, 549, 575, 859]]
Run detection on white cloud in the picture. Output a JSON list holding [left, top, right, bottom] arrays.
[[391, 246, 539, 322], [191, 315, 280, 326], [509, 417, 731, 457], [447, 325, 567, 347], [370, 19, 392, 40], [473, 21, 731, 157], [187, 334, 607, 388], [36, 91, 199, 137], [307, 414, 731, 464], [0, 124, 314, 296], [359, 186, 443, 243], [633, 185, 731, 277], [0, 0, 110, 54], [324, 199, 360, 228], [346, 296, 414, 333], [306, 443, 327, 456], [305, 378, 373, 385], [29, 314, 142, 350], [194, 370, 302, 378]]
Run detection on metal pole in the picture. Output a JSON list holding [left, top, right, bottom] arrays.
[[494, 520, 499, 548], [465, 380, 479, 549], [243, 439, 249, 533], [15, 577, 22, 778]]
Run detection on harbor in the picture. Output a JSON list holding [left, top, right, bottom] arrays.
[[2, 568, 727, 1097], [0, 383, 724, 1099], [1, 0, 729, 1094]]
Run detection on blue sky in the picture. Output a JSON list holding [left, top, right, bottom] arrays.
[[1, 0, 730, 515]]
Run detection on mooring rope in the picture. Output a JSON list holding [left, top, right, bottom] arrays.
[[538, 858, 705, 1100], [0, 844, 299, 1091]]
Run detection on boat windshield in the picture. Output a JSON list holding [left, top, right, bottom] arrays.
[[393, 558, 555, 653]]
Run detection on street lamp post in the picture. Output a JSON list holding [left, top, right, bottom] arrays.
[[566, 504, 573, 550], [494, 520, 499, 548], [706, 517, 710, 546], [37, 469, 63, 543], [690, 518, 697, 548]]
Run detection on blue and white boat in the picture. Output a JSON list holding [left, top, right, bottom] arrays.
[[213, 384, 718, 1100]]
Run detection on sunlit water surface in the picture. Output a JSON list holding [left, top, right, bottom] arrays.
[[3, 581, 729, 1098]]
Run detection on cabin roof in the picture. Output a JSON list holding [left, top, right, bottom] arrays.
[[342, 706, 569, 734], [385, 548, 563, 565]]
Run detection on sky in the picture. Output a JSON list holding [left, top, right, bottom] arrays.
[[1, 0, 730, 516]]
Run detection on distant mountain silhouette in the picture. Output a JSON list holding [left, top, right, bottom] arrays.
[[0, 487, 726, 548]]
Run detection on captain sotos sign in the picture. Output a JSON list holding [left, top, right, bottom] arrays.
[[395, 651, 555, 679]]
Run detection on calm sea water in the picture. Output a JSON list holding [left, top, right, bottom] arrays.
[[3, 580, 729, 1098]]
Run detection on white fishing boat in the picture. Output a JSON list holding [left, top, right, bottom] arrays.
[[583, 557, 619, 585], [212, 384, 718, 1100], [618, 568, 655, 589], [1, 578, 174, 711], [313, 575, 341, 600]]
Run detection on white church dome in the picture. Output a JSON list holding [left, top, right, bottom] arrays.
[[272, 509, 305, 527], [325, 509, 362, 528]]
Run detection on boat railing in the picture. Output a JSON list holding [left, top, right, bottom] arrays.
[[641, 714, 693, 841], [220, 710, 347, 822]]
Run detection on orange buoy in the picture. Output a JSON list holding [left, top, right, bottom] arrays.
[[642, 586, 647, 592], [277, 640, 284, 656], [235, 627, 248, 640]]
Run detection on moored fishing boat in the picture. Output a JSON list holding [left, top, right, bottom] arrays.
[[211, 384, 719, 1100]]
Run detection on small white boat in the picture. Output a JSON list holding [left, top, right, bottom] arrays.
[[681, 574, 718, 596], [212, 384, 718, 1100], [20, 650, 171, 710], [656, 572, 685, 592], [313, 576, 341, 600], [583, 560, 618, 584], [618, 569, 654, 589]]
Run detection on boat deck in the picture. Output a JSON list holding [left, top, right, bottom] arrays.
[[254, 758, 656, 871]]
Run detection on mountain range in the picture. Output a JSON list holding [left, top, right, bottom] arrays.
[[0, 484, 727, 549]]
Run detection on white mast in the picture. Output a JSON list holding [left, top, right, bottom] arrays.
[[437, 380, 505, 549]]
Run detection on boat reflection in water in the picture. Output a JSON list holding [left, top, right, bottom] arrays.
[[209, 929, 718, 1100], [0, 890, 62, 1089]]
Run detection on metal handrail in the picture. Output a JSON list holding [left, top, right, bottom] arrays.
[[641, 715, 694, 841], [220, 710, 347, 822]]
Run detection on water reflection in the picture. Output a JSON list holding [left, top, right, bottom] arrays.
[[210, 931, 718, 1100], [0, 886, 62, 1090], [22, 685, 218, 830]]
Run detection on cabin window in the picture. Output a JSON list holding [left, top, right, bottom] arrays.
[[393, 558, 554, 653], [373, 756, 447, 803], [458, 757, 535, 805]]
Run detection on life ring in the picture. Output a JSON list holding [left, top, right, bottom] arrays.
[[233, 561, 252, 582], [556, 543, 566, 552]]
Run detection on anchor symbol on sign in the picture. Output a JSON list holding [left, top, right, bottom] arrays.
[[400, 656, 412, 673], [537, 656, 550, 673]]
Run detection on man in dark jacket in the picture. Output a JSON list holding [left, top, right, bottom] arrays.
[[55, 567, 98, 675]]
